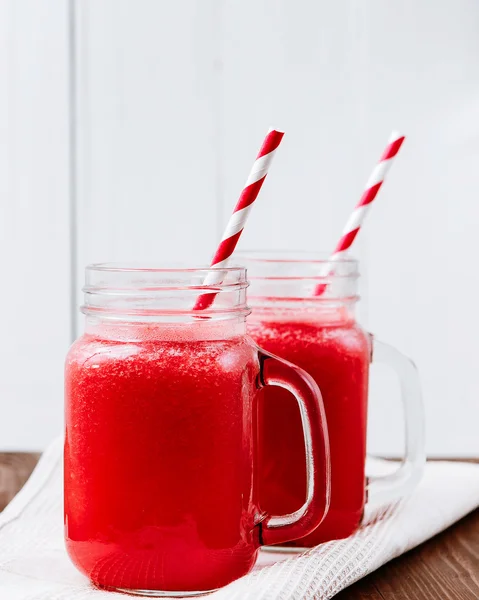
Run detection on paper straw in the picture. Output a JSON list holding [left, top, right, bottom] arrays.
[[313, 131, 405, 296], [194, 128, 285, 310]]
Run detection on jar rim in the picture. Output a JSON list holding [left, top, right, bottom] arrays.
[[87, 262, 247, 275], [81, 263, 250, 320], [236, 250, 359, 267], [236, 251, 359, 306]]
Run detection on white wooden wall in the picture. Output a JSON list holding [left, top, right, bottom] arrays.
[[0, 0, 70, 450], [2, 0, 479, 456]]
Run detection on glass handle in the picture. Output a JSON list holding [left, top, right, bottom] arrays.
[[257, 349, 331, 546], [367, 338, 426, 507]]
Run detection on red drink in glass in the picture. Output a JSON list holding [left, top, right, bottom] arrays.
[[241, 252, 425, 547], [249, 310, 370, 545], [65, 322, 261, 591], [64, 264, 330, 595]]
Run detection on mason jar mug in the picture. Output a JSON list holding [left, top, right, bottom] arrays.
[[64, 264, 331, 595], [240, 252, 425, 548]]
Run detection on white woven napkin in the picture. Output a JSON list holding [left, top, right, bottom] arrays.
[[2, 438, 479, 600]]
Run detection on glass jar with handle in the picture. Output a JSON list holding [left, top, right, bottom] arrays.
[[64, 264, 330, 595], [240, 252, 425, 547]]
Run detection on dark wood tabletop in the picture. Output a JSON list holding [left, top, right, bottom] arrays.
[[1, 454, 479, 599]]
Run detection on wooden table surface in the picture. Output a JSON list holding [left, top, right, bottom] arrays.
[[2, 454, 479, 599]]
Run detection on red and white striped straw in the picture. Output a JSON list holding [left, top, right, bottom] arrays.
[[194, 128, 285, 310], [313, 131, 405, 296]]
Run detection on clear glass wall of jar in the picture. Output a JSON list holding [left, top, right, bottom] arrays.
[[64, 263, 330, 595], [240, 252, 425, 548]]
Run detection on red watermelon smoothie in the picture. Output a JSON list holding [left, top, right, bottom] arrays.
[[249, 307, 370, 545], [65, 318, 261, 592], [66, 263, 332, 593]]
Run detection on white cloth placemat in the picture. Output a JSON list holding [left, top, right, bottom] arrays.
[[1, 438, 479, 600]]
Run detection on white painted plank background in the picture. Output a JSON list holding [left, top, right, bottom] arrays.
[[0, 0, 70, 450], [357, 2, 479, 456], [74, 0, 221, 316], [2, 0, 479, 455]]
